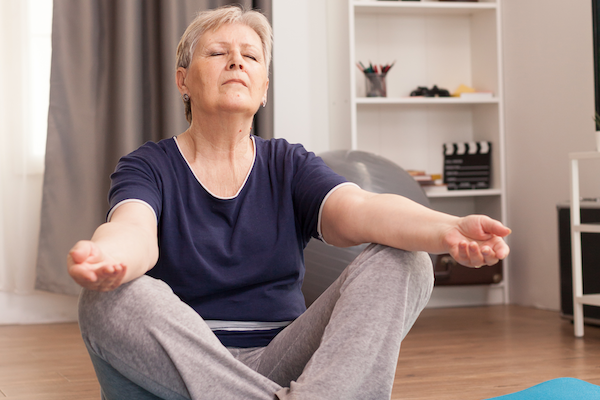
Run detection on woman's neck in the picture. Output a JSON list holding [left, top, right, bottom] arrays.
[[177, 115, 255, 198], [181, 115, 253, 162]]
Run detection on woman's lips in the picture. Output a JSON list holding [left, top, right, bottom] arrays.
[[223, 79, 247, 87]]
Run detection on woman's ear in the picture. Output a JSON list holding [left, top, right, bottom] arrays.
[[176, 67, 188, 95], [262, 79, 269, 106]]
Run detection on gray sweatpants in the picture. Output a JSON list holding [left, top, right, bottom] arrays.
[[79, 244, 434, 400]]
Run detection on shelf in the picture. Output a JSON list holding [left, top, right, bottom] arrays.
[[569, 153, 600, 337], [576, 294, 600, 307], [349, 0, 507, 306], [569, 151, 600, 160], [424, 187, 502, 198], [353, 1, 497, 16], [573, 223, 600, 234], [356, 97, 499, 105]]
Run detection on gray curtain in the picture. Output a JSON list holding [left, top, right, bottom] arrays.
[[36, 0, 273, 296]]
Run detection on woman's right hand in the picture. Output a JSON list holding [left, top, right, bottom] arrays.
[[67, 240, 127, 291]]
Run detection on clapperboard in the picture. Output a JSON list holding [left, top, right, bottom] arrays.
[[443, 141, 491, 190]]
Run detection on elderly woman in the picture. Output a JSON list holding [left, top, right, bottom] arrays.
[[68, 5, 510, 400]]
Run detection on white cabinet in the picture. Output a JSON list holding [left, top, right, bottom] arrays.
[[348, 0, 508, 306], [569, 152, 600, 337]]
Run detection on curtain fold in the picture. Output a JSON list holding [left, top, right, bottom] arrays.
[[36, 0, 272, 295], [0, 0, 51, 294]]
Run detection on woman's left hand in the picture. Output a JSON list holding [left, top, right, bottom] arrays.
[[443, 215, 511, 268]]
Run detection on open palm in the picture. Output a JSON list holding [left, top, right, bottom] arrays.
[[67, 241, 127, 291], [443, 215, 511, 268]]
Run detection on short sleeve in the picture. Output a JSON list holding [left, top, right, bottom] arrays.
[[107, 143, 164, 223], [288, 145, 348, 243]]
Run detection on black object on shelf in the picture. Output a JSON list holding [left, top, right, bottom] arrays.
[[443, 142, 491, 190], [410, 86, 429, 96], [410, 85, 450, 97], [434, 254, 502, 286], [557, 202, 600, 325], [429, 85, 450, 97]]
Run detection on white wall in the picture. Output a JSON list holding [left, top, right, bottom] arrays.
[[272, 0, 330, 152], [503, 0, 596, 310], [272, 0, 351, 153]]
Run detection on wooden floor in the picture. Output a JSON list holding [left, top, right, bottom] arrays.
[[0, 322, 99, 399], [0, 305, 599, 399], [393, 305, 600, 399]]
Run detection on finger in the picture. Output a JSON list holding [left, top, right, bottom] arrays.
[[110, 264, 127, 289], [68, 241, 94, 265], [95, 264, 118, 281], [457, 240, 469, 261], [70, 262, 118, 290], [492, 239, 510, 260], [467, 241, 485, 267], [481, 245, 500, 266], [70, 269, 99, 289], [69, 240, 107, 266], [480, 217, 511, 238], [68, 263, 98, 282], [95, 264, 127, 292]]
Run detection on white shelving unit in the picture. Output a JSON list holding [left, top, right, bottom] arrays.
[[569, 152, 600, 337], [349, 0, 508, 306]]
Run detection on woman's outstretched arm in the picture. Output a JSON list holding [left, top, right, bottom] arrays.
[[321, 185, 510, 267], [67, 202, 159, 291]]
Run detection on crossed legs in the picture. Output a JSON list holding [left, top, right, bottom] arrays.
[[79, 245, 434, 400]]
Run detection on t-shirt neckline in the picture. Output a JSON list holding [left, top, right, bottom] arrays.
[[172, 135, 257, 200]]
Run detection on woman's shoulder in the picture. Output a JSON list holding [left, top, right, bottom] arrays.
[[121, 137, 177, 164], [254, 136, 329, 181], [255, 136, 310, 158], [113, 138, 182, 179]]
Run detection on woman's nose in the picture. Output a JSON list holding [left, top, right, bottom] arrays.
[[228, 52, 244, 70]]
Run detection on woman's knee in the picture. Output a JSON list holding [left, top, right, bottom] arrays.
[[402, 249, 435, 291], [355, 244, 433, 278], [78, 276, 174, 349], [347, 244, 434, 302]]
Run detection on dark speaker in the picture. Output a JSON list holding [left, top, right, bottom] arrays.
[[558, 202, 600, 324]]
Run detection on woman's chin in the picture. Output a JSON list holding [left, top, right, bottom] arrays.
[[215, 99, 260, 115]]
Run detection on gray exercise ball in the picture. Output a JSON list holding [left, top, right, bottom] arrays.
[[302, 150, 431, 307]]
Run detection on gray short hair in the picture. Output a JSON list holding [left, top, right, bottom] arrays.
[[176, 5, 273, 124]]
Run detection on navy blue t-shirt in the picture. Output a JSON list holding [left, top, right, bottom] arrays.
[[107, 136, 348, 347]]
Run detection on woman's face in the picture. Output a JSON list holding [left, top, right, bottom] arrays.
[[178, 23, 269, 118]]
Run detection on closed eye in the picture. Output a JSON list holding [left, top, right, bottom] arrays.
[[244, 54, 258, 61]]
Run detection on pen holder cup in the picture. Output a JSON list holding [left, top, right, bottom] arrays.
[[365, 73, 387, 97]]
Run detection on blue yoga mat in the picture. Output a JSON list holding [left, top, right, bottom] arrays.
[[486, 378, 600, 400]]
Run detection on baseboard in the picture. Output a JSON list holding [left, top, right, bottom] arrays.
[[426, 284, 506, 308], [560, 312, 600, 327], [0, 290, 79, 324]]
